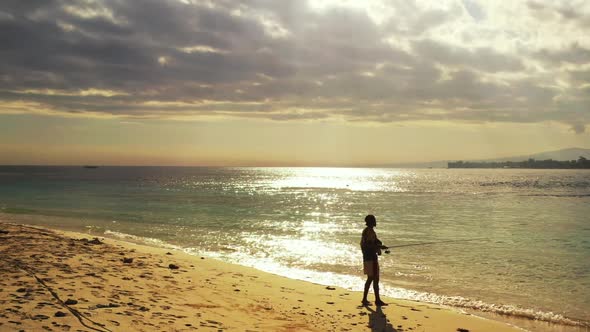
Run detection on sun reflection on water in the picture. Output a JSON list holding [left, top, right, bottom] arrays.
[[268, 167, 407, 192], [242, 234, 361, 267]]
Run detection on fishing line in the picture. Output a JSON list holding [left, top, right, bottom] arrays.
[[383, 237, 488, 253]]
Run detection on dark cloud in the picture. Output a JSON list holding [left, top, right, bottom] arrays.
[[0, 0, 587, 130], [534, 43, 590, 65], [412, 39, 524, 73], [569, 69, 590, 87], [527, 0, 590, 28], [383, 4, 459, 36], [571, 123, 586, 134]]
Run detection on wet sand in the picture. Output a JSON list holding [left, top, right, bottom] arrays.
[[0, 221, 522, 331]]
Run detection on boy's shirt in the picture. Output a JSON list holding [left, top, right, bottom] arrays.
[[360, 227, 379, 262]]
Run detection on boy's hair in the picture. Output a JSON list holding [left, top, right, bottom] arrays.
[[365, 214, 376, 225]]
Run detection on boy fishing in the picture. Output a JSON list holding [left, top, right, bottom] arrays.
[[360, 214, 388, 306]]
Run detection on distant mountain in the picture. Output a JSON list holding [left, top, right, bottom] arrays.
[[488, 148, 590, 162], [373, 148, 590, 168]]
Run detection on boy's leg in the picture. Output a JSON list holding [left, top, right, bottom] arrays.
[[373, 261, 387, 306], [362, 277, 373, 304], [373, 278, 381, 302], [374, 279, 387, 306]]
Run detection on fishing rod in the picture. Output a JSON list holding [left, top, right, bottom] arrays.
[[382, 237, 487, 254]]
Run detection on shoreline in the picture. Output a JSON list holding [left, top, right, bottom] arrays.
[[2, 213, 588, 332], [0, 220, 525, 332]]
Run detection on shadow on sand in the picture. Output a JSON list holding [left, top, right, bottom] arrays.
[[364, 305, 397, 332]]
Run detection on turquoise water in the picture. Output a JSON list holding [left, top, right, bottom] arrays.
[[0, 166, 589, 331]]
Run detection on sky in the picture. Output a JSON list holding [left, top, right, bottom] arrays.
[[0, 0, 589, 166]]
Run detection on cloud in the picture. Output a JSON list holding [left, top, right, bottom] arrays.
[[411, 39, 524, 72], [0, 0, 588, 131], [383, 4, 460, 36], [570, 123, 586, 134], [534, 43, 590, 65], [462, 0, 486, 21], [527, 0, 590, 28]]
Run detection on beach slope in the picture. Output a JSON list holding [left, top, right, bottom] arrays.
[[0, 221, 521, 331]]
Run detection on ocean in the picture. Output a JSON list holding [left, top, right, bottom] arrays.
[[0, 166, 588, 331]]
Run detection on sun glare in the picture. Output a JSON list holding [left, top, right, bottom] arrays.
[[268, 167, 402, 192]]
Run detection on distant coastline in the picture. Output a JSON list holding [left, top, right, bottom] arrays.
[[448, 157, 590, 169]]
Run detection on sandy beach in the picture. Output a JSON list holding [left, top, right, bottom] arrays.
[[0, 221, 522, 332]]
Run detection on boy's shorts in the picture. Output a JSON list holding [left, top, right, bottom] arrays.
[[363, 260, 379, 277]]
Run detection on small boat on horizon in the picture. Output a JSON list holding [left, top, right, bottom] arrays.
[[83, 165, 99, 169]]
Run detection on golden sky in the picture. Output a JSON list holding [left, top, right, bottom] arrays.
[[0, 0, 589, 165]]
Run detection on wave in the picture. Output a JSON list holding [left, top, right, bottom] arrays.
[[523, 193, 590, 198], [390, 289, 588, 328], [103, 230, 181, 250], [480, 180, 590, 189]]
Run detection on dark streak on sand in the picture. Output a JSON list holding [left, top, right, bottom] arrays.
[[0, 223, 194, 331]]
